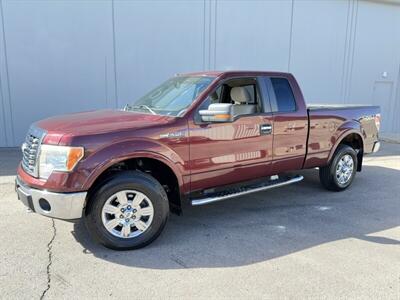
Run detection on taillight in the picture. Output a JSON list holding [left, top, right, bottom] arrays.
[[374, 114, 381, 131]]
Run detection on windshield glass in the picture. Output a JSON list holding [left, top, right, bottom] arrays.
[[125, 76, 215, 116]]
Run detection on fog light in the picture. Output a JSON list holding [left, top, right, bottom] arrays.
[[39, 198, 51, 212]]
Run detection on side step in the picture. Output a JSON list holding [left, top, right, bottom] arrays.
[[191, 175, 304, 206]]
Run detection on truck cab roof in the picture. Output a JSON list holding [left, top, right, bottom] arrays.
[[181, 70, 294, 78]]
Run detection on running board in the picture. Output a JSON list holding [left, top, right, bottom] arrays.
[[191, 175, 304, 206]]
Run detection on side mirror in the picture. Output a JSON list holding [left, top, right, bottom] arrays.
[[199, 103, 232, 122]]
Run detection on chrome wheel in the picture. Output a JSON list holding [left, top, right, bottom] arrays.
[[336, 154, 354, 185], [101, 190, 154, 239]]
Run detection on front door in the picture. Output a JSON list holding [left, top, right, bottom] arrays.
[[188, 77, 274, 192]]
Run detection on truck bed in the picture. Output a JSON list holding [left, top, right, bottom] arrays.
[[304, 104, 380, 169], [307, 104, 379, 111]]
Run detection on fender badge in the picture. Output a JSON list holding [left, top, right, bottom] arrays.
[[160, 131, 185, 139]]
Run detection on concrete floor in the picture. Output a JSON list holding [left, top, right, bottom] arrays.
[[0, 143, 399, 299]]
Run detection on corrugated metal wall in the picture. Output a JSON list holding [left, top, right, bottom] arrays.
[[0, 0, 399, 147]]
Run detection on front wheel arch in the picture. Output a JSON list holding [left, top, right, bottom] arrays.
[[85, 154, 183, 215]]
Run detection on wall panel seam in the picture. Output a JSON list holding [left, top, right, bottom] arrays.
[[343, 0, 354, 104], [111, 0, 118, 108], [213, 0, 217, 70], [0, 63, 7, 146], [343, 0, 357, 104], [0, 0, 14, 146], [287, 0, 294, 72], [340, 0, 351, 103], [347, 0, 359, 103], [104, 57, 108, 107], [208, 0, 212, 70], [203, 0, 206, 70]]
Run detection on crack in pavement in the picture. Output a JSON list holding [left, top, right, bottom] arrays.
[[40, 219, 56, 300]]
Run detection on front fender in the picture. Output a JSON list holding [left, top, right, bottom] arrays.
[[80, 139, 186, 191]]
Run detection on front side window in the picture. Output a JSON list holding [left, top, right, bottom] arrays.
[[198, 80, 261, 117], [125, 76, 215, 116], [270, 78, 296, 112]]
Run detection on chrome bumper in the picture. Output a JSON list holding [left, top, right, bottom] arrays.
[[372, 141, 381, 153], [15, 177, 87, 220]]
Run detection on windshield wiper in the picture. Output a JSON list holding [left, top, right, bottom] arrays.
[[124, 104, 156, 115], [124, 104, 132, 111], [138, 105, 156, 115]]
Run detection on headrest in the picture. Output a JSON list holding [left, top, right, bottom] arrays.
[[230, 87, 251, 103]]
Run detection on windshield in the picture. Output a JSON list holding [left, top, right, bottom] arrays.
[[125, 76, 215, 116]]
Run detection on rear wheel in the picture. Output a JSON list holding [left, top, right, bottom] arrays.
[[84, 171, 169, 250], [319, 145, 358, 191]]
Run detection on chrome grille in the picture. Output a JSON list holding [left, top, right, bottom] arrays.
[[21, 126, 46, 177]]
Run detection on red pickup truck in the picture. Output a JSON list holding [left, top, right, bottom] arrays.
[[16, 71, 381, 250]]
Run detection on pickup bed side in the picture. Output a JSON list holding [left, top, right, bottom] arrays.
[[304, 105, 380, 169]]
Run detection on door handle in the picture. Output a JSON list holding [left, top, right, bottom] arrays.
[[260, 124, 272, 135]]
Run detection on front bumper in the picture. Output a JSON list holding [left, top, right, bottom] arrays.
[[15, 177, 87, 220]]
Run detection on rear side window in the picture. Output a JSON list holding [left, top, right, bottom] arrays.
[[270, 78, 296, 112]]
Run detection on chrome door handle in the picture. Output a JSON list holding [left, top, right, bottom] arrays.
[[260, 124, 272, 135]]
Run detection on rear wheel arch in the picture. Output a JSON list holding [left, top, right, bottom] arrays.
[[329, 131, 364, 171]]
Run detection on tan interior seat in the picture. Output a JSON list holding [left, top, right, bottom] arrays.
[[230, 87, 257, 116]]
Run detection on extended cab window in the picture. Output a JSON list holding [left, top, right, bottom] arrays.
[[270, 78, 296, 112]]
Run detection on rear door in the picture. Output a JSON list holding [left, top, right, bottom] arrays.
[[263, 76, 308, 173], [188, 77, 274, 192]]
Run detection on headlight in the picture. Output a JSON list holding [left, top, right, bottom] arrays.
[[39, 145, 84, 179]]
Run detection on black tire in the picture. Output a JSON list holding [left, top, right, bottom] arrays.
[[84, 171, 169, 250], [319, 144, 358, 191]]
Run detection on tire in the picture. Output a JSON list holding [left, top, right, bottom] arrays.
[[84, 171, 169, 250], [319, 144, 358, 191]]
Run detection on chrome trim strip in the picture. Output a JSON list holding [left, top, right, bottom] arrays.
[[191, 175, 304, 206]]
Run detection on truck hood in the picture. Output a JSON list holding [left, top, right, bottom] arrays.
[[36, 109, 173, 136]]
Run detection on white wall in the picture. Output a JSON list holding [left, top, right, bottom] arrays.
[[114, 1, 205, 105], [214, 1, 292, 71], [290, 0, 349, 103], [348, 1, 400, 133], [0, 0, 399, 147]]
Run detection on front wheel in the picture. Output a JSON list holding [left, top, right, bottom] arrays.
[[84, 171, 169, 250], [319, 145, 358, 191]]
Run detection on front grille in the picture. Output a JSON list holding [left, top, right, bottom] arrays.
[[21, 126, 45, 177]]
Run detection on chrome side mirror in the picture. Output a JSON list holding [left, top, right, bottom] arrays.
[[199, 103, 232, 122]]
